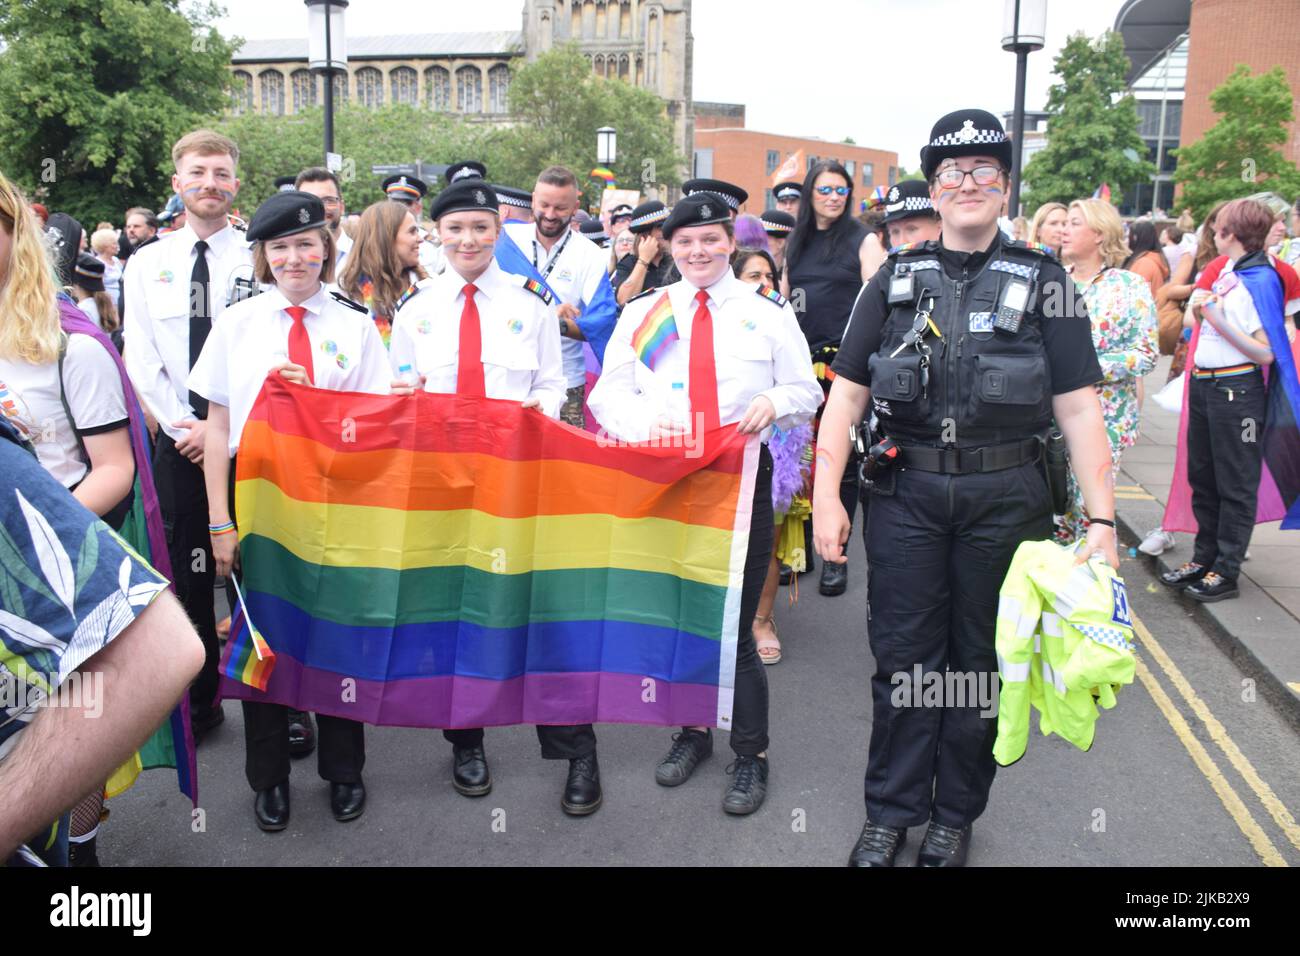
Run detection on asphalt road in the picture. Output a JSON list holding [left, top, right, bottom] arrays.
[[102, 523, 1300, 867]]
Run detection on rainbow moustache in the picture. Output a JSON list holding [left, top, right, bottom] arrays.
[[632, 292, 679, 371], [219, 377, 760, 730]]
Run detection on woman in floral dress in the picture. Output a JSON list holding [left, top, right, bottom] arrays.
[[1055, 198, 1159, 542]]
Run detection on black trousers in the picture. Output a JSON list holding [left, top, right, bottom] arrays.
[[863, 460, 1053, 829], [152, 437, 220, 717], [1187, 372, 1265, 582], [441, 725, 597, 760]]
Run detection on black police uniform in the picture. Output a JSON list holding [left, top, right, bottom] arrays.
[[832, 233, 1101, 832]]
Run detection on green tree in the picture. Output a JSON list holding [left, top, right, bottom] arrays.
[[0, 0, 238, 226], [896, 167, 924, 183], [1021, 30, 1155, 213], [1173, 65, 1300, 220], [494, 44, 684, 207]]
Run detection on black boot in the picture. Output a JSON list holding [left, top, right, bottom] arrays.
[[819, 559, 847, 596], [329, 781, 366, 821], [452, 744, 492, 797], [654, 729, 713, 787], [562, 754, 602, 816], [847, 820, 907, 867], [254, 781, 290, 831], [917, 822, 971, 867]]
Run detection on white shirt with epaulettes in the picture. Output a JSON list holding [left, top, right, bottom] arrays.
[[122, 220, 252, 442], [588, 270, 824, 443], [388, 258, 567, 420], [187, 284, 391, 456]]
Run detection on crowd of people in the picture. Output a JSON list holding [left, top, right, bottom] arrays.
[[2, 103, 1298, 869]]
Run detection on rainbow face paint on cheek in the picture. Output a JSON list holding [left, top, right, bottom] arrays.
[[935, 190, 953, 207], [269, 256, 288, 273]]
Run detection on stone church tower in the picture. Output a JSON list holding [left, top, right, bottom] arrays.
[[522, 0, 694, 180]]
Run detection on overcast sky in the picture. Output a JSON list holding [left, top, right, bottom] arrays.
[[214, 0, 1129, 167]]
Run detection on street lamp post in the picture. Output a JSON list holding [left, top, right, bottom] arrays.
[[597, 126, 617, 166], [306, 0, 348, 162], [1002, 0, 1046, 219]]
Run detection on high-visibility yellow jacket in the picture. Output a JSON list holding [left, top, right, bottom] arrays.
[[994, 540, 1136, 766]]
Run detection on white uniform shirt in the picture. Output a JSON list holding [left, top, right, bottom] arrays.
[[504, 221, 609, 388], [389, 259, 566, 420], [588, 271, 823, 443], [335, 228, 354, 268], [1197, 259, 1265, 369], [122, 221, 252, 441], [0, 334, 128, 488], [76, 296, 101, 327], [188, 284, 391, 455], [417, 229, 445, 275]]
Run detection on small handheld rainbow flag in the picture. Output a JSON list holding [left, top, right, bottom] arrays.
[[591, 167, 617, 187], [632, 292, 678, 371], [221, 574, 276, 691]]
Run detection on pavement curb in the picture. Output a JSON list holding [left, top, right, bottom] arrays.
[[1113, 474, 1300, 733]]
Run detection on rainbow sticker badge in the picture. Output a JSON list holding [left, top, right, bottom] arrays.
[[319, 340, 339, 356], [507, 319, 524, 335]]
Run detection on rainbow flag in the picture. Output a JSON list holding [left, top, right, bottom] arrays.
[[632, 292, 679, 371], [220, 575, 277, 691], [591, 167, 617, 187], [219, 377, 760, 729]]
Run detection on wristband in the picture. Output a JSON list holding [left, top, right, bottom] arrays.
[[209, 521, 236, 535], [1088, 517, 1115, 528], [637, 259, 652, 267]]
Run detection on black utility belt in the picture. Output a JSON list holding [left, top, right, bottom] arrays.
[[896, 437, 1042, 475]]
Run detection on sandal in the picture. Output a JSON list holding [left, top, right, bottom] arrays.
[[754, 614, 782, 665]]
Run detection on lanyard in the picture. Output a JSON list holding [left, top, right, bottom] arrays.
[[532, 229, 571, 281]]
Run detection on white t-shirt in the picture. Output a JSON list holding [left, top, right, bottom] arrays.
[[1197, 260, 1264, 369], [0, 334, 129, 487], [76, 296, 100, 327]]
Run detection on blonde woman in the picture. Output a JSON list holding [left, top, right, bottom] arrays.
[[89, 227, 123, 301], [337, 200, 427, 348], [1028, 201, 1067, 253], [0, 170, 171, 865], [1056, 198, 1159, 541]]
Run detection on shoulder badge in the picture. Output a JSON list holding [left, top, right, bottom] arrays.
[[329, 290, 369, 314], [625, 286, 659, 306], [1009, 238, 1054, 259], [889, 239, 939, 258], [755, 285, 786, 308], [521, 276, 554, 305]]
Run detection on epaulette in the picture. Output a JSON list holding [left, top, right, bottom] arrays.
[[755, 285, 786, 308], [889, 239, 940, 257], [625, 286, 659, 306], [521, 276, 554, 305], [1008, 239, 1056, 260], [330, 290, 368, 314]]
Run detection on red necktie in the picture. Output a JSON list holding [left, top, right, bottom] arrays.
[[285, 305, 314, 385], [457, 284, 486, 397], [689, 289, 720, 434]]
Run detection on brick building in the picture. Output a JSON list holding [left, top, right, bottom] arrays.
[[693, 105, 899, 214]]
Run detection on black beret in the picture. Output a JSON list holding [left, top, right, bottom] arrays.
[[445, 160, 487, 184], [628, 200, 669, 234], [772, 181, 803, 201], [273, 175, 297, 193], [73, 252, 105, 292], [758, 209, 795, 236], [881, 180, 936, 224], [682, 178, 748, 210], [246, 190, 327, 244], [429, 180, 500, 221], [661, 193, 731, 240], [919, 108, 1013, 180], [493, 184, 533, 210], [383, 174, 427, 200]]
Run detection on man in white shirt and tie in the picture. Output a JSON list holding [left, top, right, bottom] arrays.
[[123, 129, 255, 743]]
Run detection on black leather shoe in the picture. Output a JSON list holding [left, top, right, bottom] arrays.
[[819, 560, 847, 596], [329, 781, 366, 821], [848, 820, 907, 867], [452, 744, 492, 797], [1184, 571, 1239, 603], [655, 729, 713, 787], [562, 754, 602, 816], [288, 709, 315, 757], [254, 782, 290, 832], [190, 704, 225, 745], [1160, 561, 1207, 589], [917, 822, 971, 867], [778, 562, 792, 586], [722, 755, 768, 815]]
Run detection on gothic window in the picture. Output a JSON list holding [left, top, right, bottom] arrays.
[[259, 69, 284, 115], [425, 66, 451, 109], [290, 69, 315, 112], [390, 66, 418, 105], [457, 65, 483, 112], [355, 66, 383, 107], [332, 72, 349, 107], [488, 64, 510, 114], [231, 70, 252, 115]]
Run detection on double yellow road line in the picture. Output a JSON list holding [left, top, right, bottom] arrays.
[[1132, 612, 1300, 866]]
